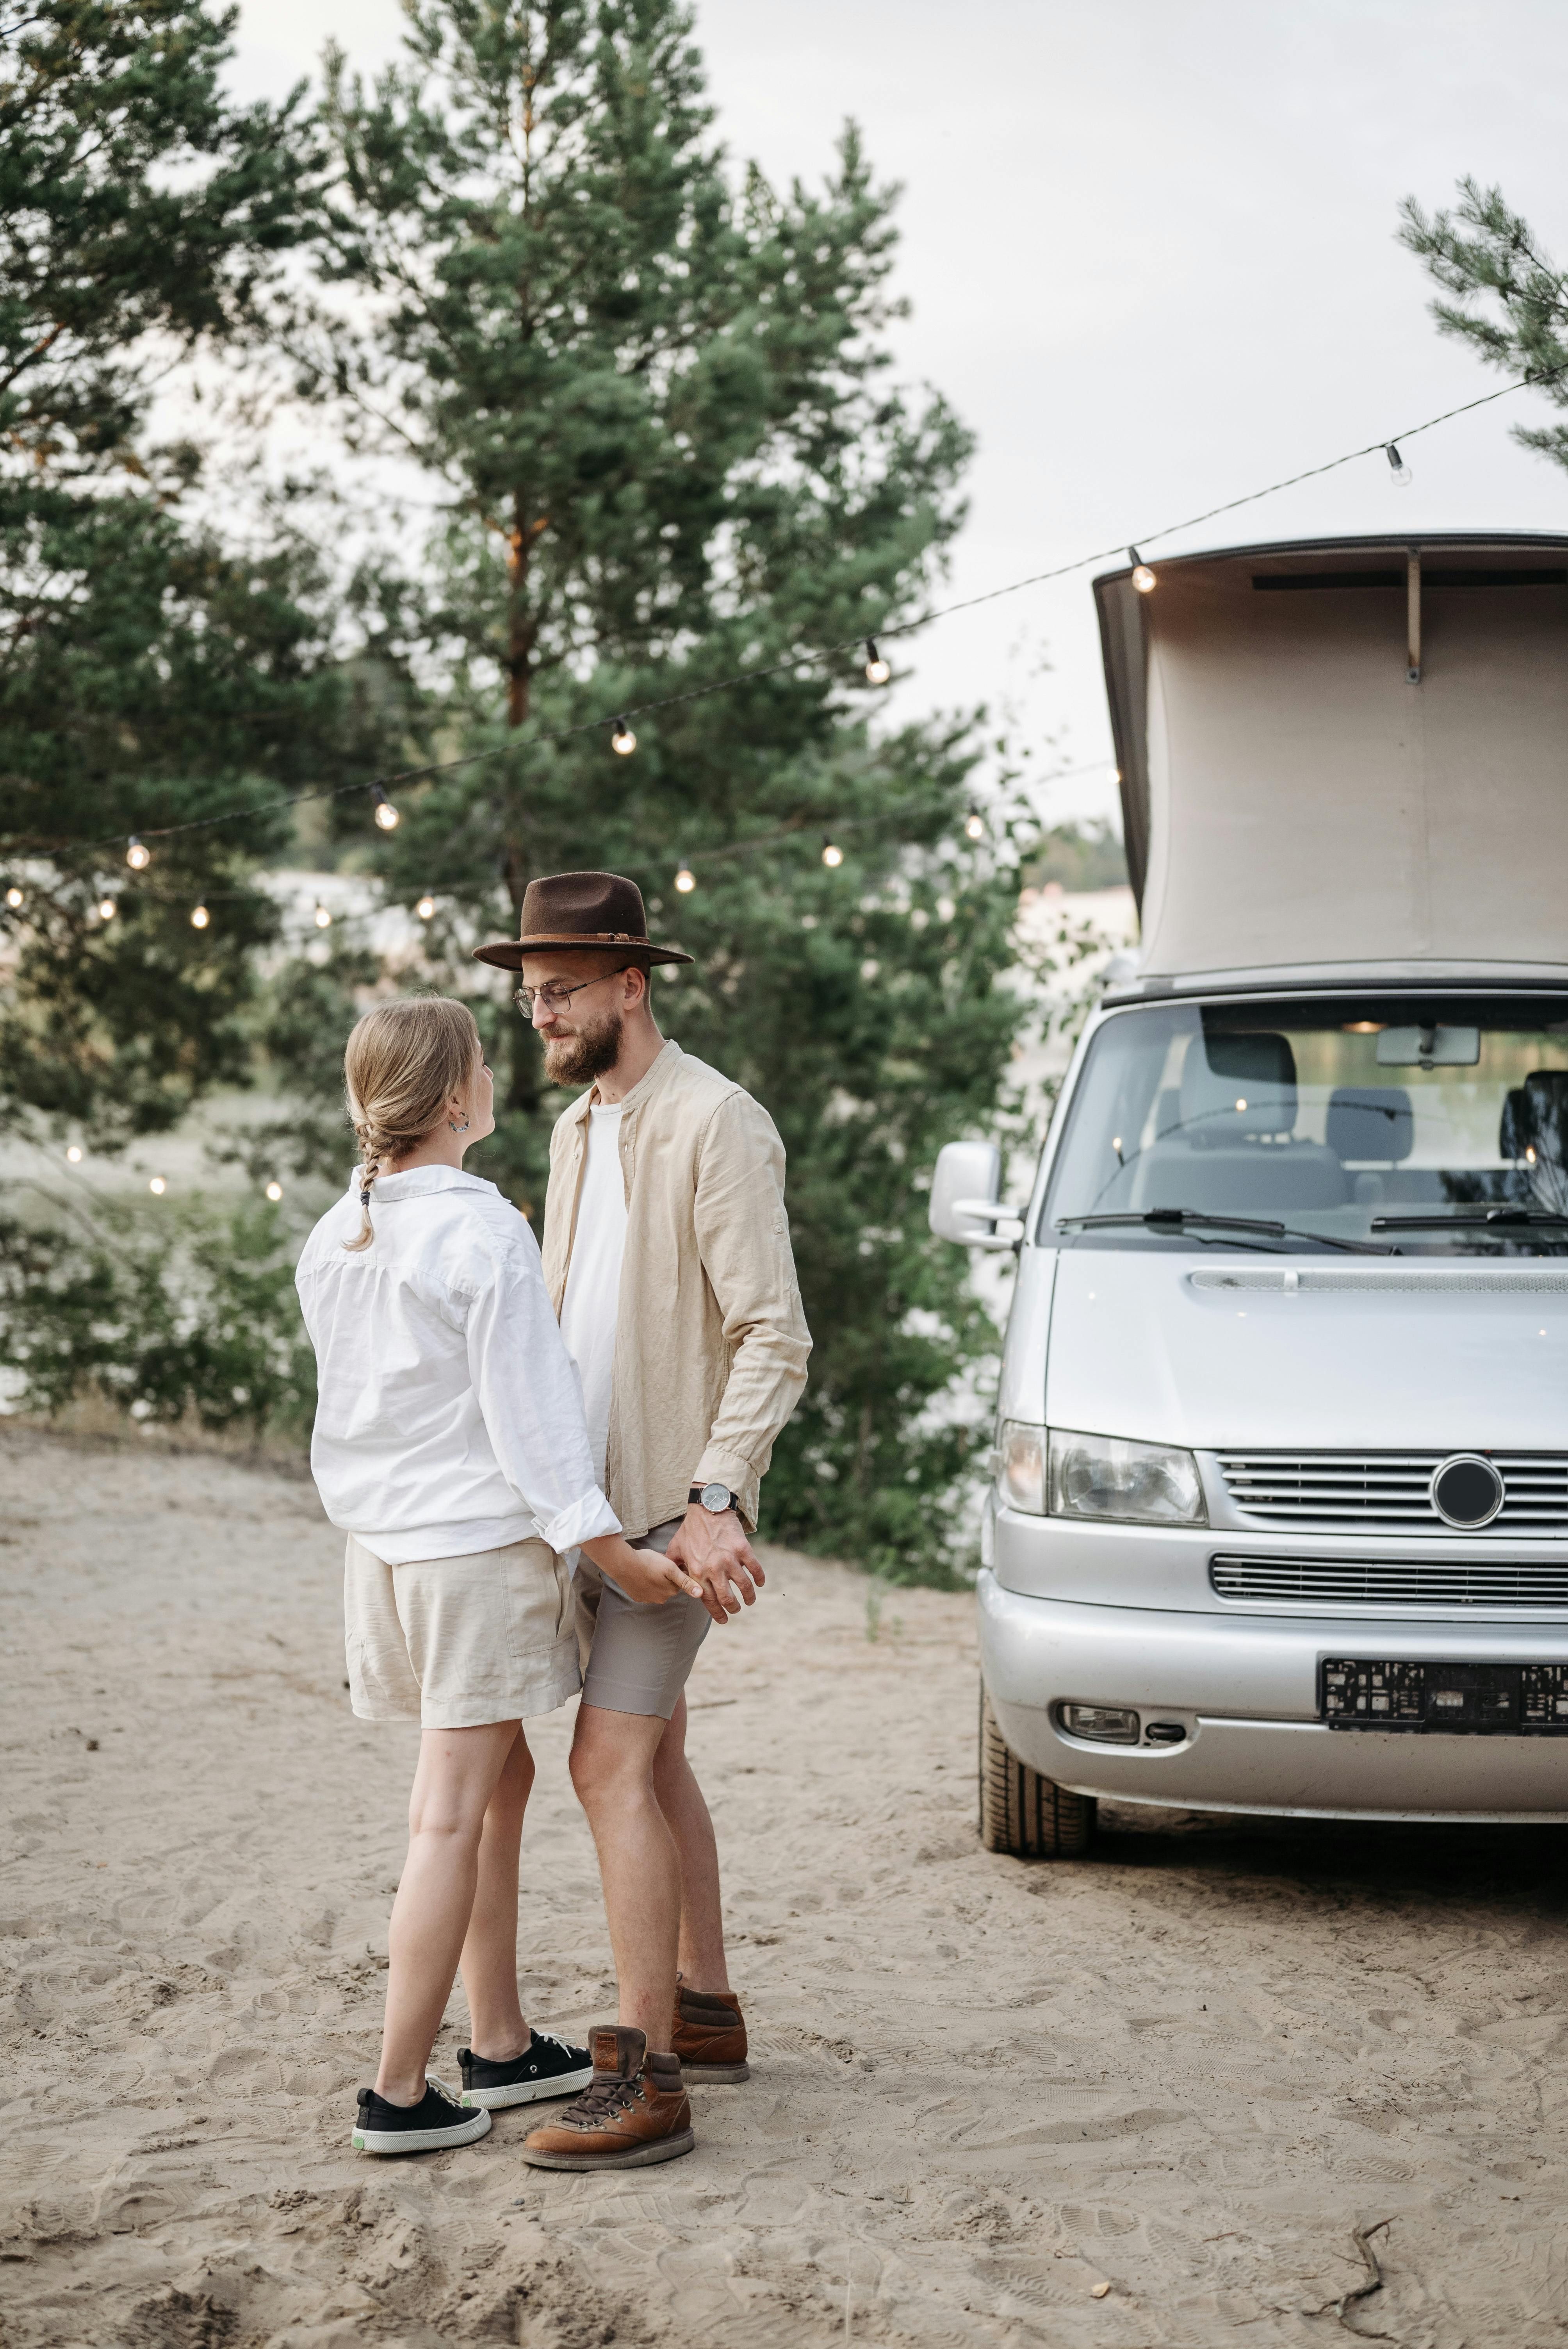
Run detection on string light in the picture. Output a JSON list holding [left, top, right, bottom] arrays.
[[66, 1145, 82, 1164], [4, 886, 21, 909], [190, 903, 210, 929], [416, 895, 436, 920], [125, 836, 150, 870], [148, 1176, 167, 1196], [1386, 442, 1413, 489], [265, 1179, 283, 1201], [314, 903, 332, 929], [674, 859, 696, 893], [96, 896, 117, 921], [611, 718, 637, 756], [821, 837, 844, 869], [863, 640, 891, 685], [36, 377, 1555, 877], [371, 786, 400, 831], [964, 807, 985, 841], [1128, 547, 1156, 594]]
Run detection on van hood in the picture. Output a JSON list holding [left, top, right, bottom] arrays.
[[1043, 1249, 1568, 1451], [1096, 533, 1568, 982]]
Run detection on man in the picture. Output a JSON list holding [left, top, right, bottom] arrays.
[[472, 871, 811, 2169]]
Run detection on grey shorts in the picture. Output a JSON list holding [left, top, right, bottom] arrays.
[[575, 1519, 711, 1721]]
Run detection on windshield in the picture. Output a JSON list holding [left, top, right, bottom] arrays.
[[1042, 994, 1568, 1253]]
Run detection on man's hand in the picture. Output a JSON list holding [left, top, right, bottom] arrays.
[[580, 1532, 702, 1609], [666, 1504, 766, 1628]]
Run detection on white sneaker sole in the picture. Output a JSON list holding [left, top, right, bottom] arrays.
[[353, 2106, 492, 2155], [461, 2062, 594, 2110]]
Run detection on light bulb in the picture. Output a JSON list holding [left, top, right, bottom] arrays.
[[4, 886, 22, 909], [265, 1179, 283, 1202], [863, 640, 891, 685], [674, 861, 696, 893], [964, 807, 985, 841], [416, 895, 436, 920], [149, 1176, 167, 1196], [97, 896, 117, 921], [190, 903, 210, 929], [611, 718, 637, 756], [1128, 547, 1156, 593], [314, 904, 331, 929], [1386, 442, 1413, 489], [126, 836, 150, 870], [821, 837, 844, 869], [66, 1145, 82, 1164], [372, 787, 400, 830]]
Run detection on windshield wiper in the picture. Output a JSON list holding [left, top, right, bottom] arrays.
[[1056, 1209, 1394, 1255], [1372, 1207, 1568, 1233]]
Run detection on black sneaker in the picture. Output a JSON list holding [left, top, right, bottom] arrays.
[[353, 2075, 493, 2155], [458, 2028, 594, 2110]]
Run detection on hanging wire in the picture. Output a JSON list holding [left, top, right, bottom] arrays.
[[16, 369, 1552, 865]]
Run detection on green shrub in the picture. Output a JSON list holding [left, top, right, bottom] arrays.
[[0, 1198, 315, 1442]]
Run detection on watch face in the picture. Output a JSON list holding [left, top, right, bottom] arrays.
[[700, 1481, 732, 1512]]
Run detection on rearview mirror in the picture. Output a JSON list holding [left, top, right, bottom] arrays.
[[929, 1140, 1019, 1249]]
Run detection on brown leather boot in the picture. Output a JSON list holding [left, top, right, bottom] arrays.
[[671, 1979, 749, 2082], [520, 2026, 694, 2170]]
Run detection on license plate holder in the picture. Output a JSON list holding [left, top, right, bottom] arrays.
[[1322, 1657, 1568, 1732]]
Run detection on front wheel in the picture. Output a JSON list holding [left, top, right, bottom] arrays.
[[978, 1684, 1096, 1857]]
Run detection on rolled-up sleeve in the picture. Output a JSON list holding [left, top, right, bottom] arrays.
[[691, 1093, 813, 1524], [465, 1230, 621, 1555]]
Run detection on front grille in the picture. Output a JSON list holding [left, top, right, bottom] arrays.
[[1215, 1452, 1568, 1531], [1212, 1554, 1568, 1607]]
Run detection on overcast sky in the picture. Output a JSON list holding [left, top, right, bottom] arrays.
[[231, 0, 1568, 831]]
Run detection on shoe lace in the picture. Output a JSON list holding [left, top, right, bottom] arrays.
[[559, 2072, 640, 2129]]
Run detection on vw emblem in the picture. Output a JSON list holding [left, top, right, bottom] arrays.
[[1429, 1453, 1505, 1530]]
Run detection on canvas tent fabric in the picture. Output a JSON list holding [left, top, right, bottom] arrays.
[[1095, 536, 1568, 982]]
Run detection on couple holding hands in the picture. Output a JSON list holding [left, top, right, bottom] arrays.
[[294, 871, 811, 2169]]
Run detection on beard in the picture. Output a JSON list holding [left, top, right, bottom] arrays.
[[542, 1006, 624, 1088]]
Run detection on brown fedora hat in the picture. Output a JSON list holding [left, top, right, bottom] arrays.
[[472, 870, 694, 973]]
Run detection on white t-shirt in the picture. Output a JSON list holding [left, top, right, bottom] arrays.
[[558, 1103, 628, 1488]]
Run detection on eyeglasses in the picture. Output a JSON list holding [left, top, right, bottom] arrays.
[[513, 971, 626, 1018]]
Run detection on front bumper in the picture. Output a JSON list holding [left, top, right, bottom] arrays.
[[977, 1570, 1568, 1821]]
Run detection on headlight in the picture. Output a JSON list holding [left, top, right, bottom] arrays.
[[1048, 1430, 1206, 1526], [996, 1420, 1046, 1514]]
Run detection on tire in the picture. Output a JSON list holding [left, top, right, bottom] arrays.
[[978, 1683, 1096, 1857]]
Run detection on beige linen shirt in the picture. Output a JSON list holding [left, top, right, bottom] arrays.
[[543, 1040, 811, 1538]]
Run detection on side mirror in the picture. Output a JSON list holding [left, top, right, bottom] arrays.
[[929, 1140, 1021, 1250]]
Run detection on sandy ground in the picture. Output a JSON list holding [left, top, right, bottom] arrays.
[[2, 1431, 1567, 2349]]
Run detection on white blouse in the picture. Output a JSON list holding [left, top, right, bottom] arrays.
[[295, 1166, 620, 1565]]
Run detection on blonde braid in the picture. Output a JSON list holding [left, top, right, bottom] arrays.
[[340, 996, 483, 1255], [346, 1121, 392, 1253]]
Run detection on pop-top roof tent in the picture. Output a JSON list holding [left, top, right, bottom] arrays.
[[1094, 533, 1568, 989]]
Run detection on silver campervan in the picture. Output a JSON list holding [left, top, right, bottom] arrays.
[[933, 533, 1568, 1854]]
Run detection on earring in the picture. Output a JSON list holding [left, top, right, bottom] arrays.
[[449, 1115, 470, 1134]]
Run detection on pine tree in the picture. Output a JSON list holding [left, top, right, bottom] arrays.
[[294, 0, 1025, 1576], [0, 0, 355, 1144], [1401, 179, 1568, 468]]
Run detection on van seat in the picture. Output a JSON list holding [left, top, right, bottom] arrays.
[[1129, 1138, 1349, 1215], [1327, 1086, 1413, 1163]]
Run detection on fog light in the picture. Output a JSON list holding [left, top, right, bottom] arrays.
[[1060, 1703, 1140, 1744]]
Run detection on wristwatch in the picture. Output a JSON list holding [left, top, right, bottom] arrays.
[[690, 1481, 740, 1515]]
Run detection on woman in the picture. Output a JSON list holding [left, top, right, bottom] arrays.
[[295, 996, 699, 2155]]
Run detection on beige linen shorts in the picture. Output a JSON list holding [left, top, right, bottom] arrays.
[[575, 1519, 712, 1722], [344, 1534, 581, 1730]]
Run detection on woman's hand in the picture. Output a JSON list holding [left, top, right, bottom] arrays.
[[580, 1532, 702, 1609]]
